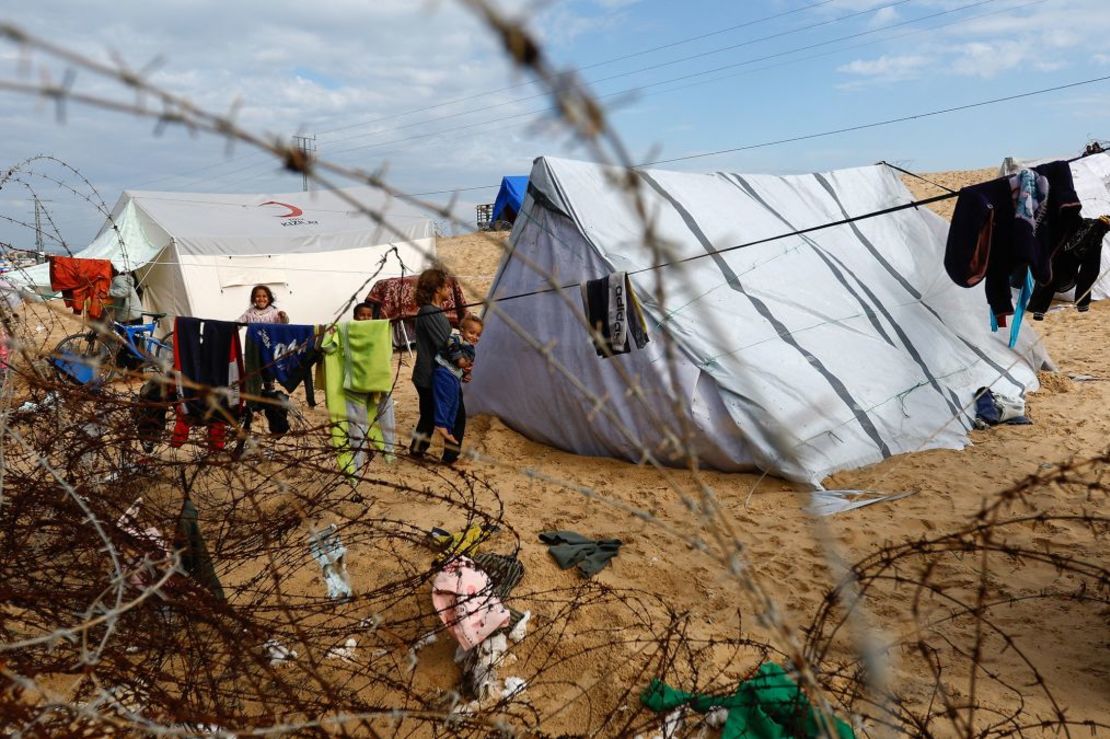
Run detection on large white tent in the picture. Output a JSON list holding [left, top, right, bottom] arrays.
[[467, 157, 1047, 484], [1000, 150, 1110, 302], [13, 186, 436, 324]]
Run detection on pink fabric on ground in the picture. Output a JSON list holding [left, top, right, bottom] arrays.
[[431, 556, 510, 651]]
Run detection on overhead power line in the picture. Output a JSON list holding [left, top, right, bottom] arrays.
[[190, 0, 912, 193], [467, 146, 1102, 311], [404, 70, 1110, 199], [320, 0, 916, 150], [648, 73, 1110, 166], [324, 0, 998, 159], [314, 0, 840, 136], [157, 0, 1008, 193], [139, 0, 843, 190]]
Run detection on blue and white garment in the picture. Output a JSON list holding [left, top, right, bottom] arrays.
[[245, 323, 317, 396], [1009, 168, 1050, 231]]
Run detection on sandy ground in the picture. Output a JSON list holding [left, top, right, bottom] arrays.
[[424, 169, 1108, 733], [10, 166, 1109, 735]]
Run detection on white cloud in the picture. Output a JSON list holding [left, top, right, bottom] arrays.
[[947, 39, 1067, 79], [3, 0, 1110, 248], [838, 54, 929, 80], [867, 6, 900, 28]]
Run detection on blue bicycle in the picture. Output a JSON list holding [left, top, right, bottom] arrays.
[[52, 312, 174, 385]]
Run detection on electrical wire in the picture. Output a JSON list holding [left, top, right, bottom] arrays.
[[200, 0, 1008, 193], [138, 0, 846, 189], [313, 0, 841, 136]]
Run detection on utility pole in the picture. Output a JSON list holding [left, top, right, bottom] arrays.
[[292, 135, 317, 192], [33, 196, 45, 252], [33, 197, 53, 262]]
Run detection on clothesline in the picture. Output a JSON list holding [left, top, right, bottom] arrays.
[[29, 146, 1107, 326], [452, 146, 1105, 313]]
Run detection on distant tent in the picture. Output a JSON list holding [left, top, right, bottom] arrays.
[[468, 156, 1046, 483], [491, 176, 529, 225], [1000, 150, 1110, 302], [10, 186, 436, 325]]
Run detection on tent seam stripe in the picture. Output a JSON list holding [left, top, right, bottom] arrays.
[[637, 170, 892, 461]]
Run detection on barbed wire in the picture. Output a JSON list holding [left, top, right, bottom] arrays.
[[0, 3, 1106, 737]]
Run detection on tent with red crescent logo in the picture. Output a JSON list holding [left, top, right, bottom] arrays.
[[10, 185, 437, 325]]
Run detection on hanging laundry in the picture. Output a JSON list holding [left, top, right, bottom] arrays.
[[973, 387, 1032, 428], [990, 268, 1034, 348], [580, 271, 650, 357], [365, 274, 468, 348], [174, 498, 226, 600], [945, 162, 1082, 327], [1033, 160, 1084, 249], [243, 323, 320, 405], [431, 556, 511, 651], [319, 320, 395, 474], [171, 317, 244, 451], [48, 255, 113, 319], [538, 530, 622, 578], [338, 319, 393, 393], [1029, 215, 1110, 317], [307, 523, 352, 600], [641, 662, 856, 739]]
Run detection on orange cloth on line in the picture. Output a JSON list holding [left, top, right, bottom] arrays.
[[48, 256, 112, 319]]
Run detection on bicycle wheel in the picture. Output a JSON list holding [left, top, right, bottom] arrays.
[[53, 331, 115, 385]]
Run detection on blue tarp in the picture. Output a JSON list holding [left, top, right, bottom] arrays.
[[491, 176, 529, 223]]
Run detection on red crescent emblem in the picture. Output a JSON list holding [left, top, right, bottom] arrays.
[[260, 200, 304, 218]]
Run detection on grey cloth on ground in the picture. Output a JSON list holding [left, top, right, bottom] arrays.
[[538, 530, 622, 578]]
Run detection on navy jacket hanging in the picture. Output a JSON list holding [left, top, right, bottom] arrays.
[[173, 316, 244, 422], [945, 161, 1082, 325], [1029, 215, 1110, 316]]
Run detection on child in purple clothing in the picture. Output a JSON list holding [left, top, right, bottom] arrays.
[[432, 337, 475, 448]]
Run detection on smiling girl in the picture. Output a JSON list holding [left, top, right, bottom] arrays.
[[237, 284, 289, 324]]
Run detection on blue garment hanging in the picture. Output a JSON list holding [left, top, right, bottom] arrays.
[[989, 268, 1034, 349], [1009, 268, 1034, 348]]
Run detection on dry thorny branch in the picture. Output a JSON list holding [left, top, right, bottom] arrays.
[[0, 3, 1108, 737]]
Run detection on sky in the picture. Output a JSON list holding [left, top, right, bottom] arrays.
[[1, 0, 1108, 250]]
